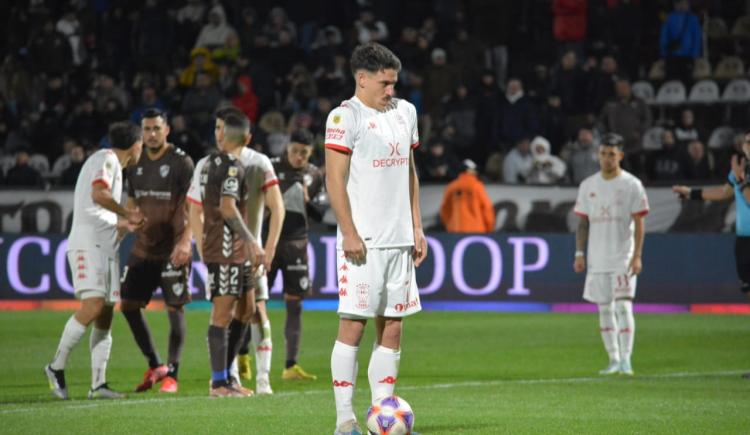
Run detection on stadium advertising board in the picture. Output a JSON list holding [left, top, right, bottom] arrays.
[[0, 233, 741, 304]]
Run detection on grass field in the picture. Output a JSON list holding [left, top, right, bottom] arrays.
[[1, 309, 749, 434]]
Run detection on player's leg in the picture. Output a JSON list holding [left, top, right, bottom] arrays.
[[87, 303, 124, 399], [369, 317, 402, 403], [738, 237, 750, 379], [614, 272, 637, 375], [227, 287, 254, 395], [251, 298, 274, 394], [597, 301, 620, 374], [333, 318, 367, 433], [160, 262, 192, 393], [120, 258, 168, 391], [281, 240, 317, 380]]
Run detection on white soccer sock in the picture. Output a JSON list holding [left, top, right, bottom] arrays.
[[598, 303, 620, 363], [229, 358, 239, 381], [615, 299, 635, 362], [50, 315, 87, 370], [251, 322, 273, 380], [368, 345, 401, 403], [331, 341, 359, 427], [90, 328, 112, 389]]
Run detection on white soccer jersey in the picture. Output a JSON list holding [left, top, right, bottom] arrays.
[[325, 96, 420, 248], [186, 148, 278, 237], [67, 149, 123, 256], [574, 170, 649, 273]]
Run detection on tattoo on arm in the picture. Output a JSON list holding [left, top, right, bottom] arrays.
[[576, 218, 589, 251], [225, 216, 256, 243]]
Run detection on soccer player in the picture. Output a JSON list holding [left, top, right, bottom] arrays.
[[573, 133, 649, 376], [325, 42, 428, 435], [44, 122, 144, 400], [264, 129, 324, 382], [120, 109, 194, 394], [199, 113, 264, 397], [673, 131, 750, 378]]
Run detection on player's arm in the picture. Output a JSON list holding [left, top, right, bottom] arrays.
[[92, 183, 144, 229], [188, 202, 204, 260], [409, 149, 428, 266], [573, 215, 588, 273], [170, 200, 193, 267], [219, 195, 265, 267], [325, 147, 365, 262], [672, 184, 734, 202], [630, 214, 645, 276], [262, 183, 285, 271]]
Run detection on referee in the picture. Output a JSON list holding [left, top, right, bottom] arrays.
[[673, 131, 750, 378]]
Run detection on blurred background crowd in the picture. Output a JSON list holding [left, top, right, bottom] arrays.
[[0, 0, 748, 189]]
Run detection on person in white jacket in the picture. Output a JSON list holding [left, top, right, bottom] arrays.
[[528, 135, 567, 184]]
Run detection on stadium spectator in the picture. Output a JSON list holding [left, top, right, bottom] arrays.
[[647, 129, 686, 181], [167, 114, 204, 164], [58, 143, 86, 186], [503, 137, 534, 184], [66, 99, 103, 148], [5, 149, 44, 187], [549, 50, 588, 135], [587, 55, 620, 114], [553, 0, 588, 58], [440, 159, 495, 233], [499, 78, 539, 150], [420, 141, 461, 183], [355, 8, 389, 44], [257, 110, 289, 157], [683, 139, 713, 181], [56, 10, 85, 67], [599, 79, 652, 173], [538, 94, 566, 155], [175, 0, 207, 49], [129, 85, 167, 124], [194, 5, 236, 50], [447, 28, 486, 84], [674, 109, 700, 146], [92, 72, 128, 114], [527, 136, 567, 184], [444, 84, 477, 158], [132, 0, 175, 75], [474, 70, 502, 156], [232, 75, 259, 124], [181, 72, 222, 138], [660, 0, 702, 83], [28, 19, 72, 76], [422, 48, 459, 116], [263, 7, 297, 45], [562, 127, 601, 185], [179, 47, 219, 87]]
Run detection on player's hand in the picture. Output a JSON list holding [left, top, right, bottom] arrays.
[[731, 154, 746, 182], [343, 233, 366, 265], [125, 207, 146, 229], [263, 244, 276, 272], [629, 256, 642, 276], [573, 255, 585, 273], [672, 185, 690, 199], [116, 217, 140, 233], [170, 238, 192, 267], [413, 227, 428, 267], [247, 241, 266, 271]]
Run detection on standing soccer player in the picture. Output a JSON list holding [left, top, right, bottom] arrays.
[[325, 42, 428, 435], [673, 131, 750, 377], [120, 109, 195, 394], [266, 129, 324, 382], [45, 122, 144, 399], [200, 113, 264, 397], [573, 133, 649, 376]]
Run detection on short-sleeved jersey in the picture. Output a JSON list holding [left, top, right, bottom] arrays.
[[201, 153, 248, 264], [324, 96, 420, 248], [67, 149, 123, 256], [186, 155, 209, 207], [574, 170, 649, 273], [270, 155, 324, 240], [126, 145, 194, 260], [729, 170, 750, 236], [239, 147, 278, 238]]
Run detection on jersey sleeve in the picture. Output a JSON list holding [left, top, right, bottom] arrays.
[[573, 181, 590, 217], [92, 152, 118, 189], [307, 165, 325, 199], [630, 180, 650, 217], [324, 106, 355, 154], [408, 102, 420, 149], [186, 158, 206, 206], [259, 154, 280, 191], [219, 159, 243, 201]]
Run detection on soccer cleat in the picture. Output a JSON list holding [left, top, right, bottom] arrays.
[[135, 364, 169, 392], [333, 419, 363, 435], [598, 360, 621, 375], [256, 376, 274, 395], [238, 354, 252, 380], [159, 376, 178, 393], [88, 383, 125, 399], [742, 372, 750, 379], [619, 360, 634, 376], [209, 385, 245, 398], [282, 364, 318, 381], [44, 365, 68, 400], [228, 377, 254, 397]]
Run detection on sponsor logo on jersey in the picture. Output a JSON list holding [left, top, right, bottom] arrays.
[[223, 177, 239, 193], [372, 142, 408, 168], [326, 127, 346, 141]]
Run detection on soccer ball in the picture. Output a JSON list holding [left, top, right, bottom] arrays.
[[366, 395, 415, 435]]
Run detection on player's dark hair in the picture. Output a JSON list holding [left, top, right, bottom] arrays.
[[109, 122, 141, 150], [600, 132, 625, 149], [289, 129, 313, 146], [223, 113, 250, 132], [141, 107, 167, 123], [214, 105, 244, 121], [350, 42, 401, 76]]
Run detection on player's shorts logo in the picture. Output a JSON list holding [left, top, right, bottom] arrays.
[[356, 283, 370, 310], [299, 276, 309, 290], [172, 283, 184, 296]]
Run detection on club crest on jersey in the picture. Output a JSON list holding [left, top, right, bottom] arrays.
[[356, 283, 370, 310], [160, 164, 170, 178], [303, 174, 313, 186]]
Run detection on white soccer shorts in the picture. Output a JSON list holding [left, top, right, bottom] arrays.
[[583, 270, 637, 304], [336, 247, 421, 318], [67, 250, 121, 305]]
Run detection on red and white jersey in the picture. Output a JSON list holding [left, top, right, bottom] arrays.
[[574, 170, 649, 273], [325, 96, 420, 248], [67, 149, 123, 256], [186, 148, 278, 238]]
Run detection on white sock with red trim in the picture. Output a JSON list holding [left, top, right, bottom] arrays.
[[331, 341, 359, 427]]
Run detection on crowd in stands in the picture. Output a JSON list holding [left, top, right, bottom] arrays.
[[0, 0, 748, 189]]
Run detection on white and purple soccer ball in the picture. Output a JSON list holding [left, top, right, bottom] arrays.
[[366, 395, 415, 435]]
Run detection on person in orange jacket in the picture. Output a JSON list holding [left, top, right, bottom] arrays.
[[439, 159, 496, 233]]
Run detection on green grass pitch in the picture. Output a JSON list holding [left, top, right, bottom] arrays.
[[1, 309, 749, 434]]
